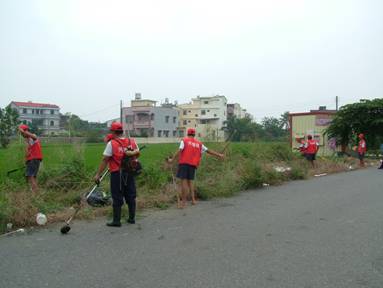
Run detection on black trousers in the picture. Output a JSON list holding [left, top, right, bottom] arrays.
[[110, 171, 136, 217]]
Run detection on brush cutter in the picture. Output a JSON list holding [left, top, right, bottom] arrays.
[[60, 170, 110, 234]]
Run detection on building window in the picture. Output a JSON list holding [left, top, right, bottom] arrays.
[[173, 116, 176, 123], [183, 120, 187, 125], [201, 110, 206, 115], [188, 110, 191, 113], [188, 120, 191, 123], [51, 110, 54, 115], [204, 101, 209, 104], [207, 110, 210, 112], [165, 116, 169, 123], [173, 130, 176, 137], [50, 121, 54, 126], [201, 119, 207, 124], [125, 115, 134, 123], [23, 108, 27, 114], [183, 110, 187, 115], [158, 130, 162, 137], [151, 113, 154, 121], [164, 130, 169, 137], [32, 109, 35, 114], [214, 114, 217, 117], [195, 114, 198, 117]]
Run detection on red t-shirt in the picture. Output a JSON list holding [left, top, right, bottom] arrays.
[[26, 138, 43, 161]]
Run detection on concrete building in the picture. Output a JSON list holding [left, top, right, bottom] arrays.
[[288, 106, 337, 156], [227, 103, 247, 119], [10, 101, 60, 135], [122, 94, 179, 138], [178, 95, 227, 140]]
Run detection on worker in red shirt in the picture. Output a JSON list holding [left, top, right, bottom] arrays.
[[357, 133, 367, 167], [304, 135, 319, 168], [18, 124, 43, 193], [168, 128, 224, 208], [94, 122, 140, 227]]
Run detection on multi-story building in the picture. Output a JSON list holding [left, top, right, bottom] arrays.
[[227, 103, 247, 119], [178, 95, 227, 140], [289, 106, 337, 156], [122, 94, 179, 138], [10, 101, 60, 135]]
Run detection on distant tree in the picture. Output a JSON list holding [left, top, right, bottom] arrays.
[[326, 98, 383, 150], [279, 111, 290, 131], [225, 116, 262, 141], [0, 105, 19, 148], [261, 116, 287, 140]]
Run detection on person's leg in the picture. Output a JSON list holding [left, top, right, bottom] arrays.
[[29, 177, 38, 193], [123, 174, 137, 223], [188, 180, 197, 205], [180, 179, 189, 208], [108, 171, 123, 227], [25, 160, 40, 193]]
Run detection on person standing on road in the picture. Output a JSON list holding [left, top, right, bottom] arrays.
[[18, 124, 43, 193], [357, 133, 367, 168], [378, 143, 383, 169], [94, 122, 140, 227], [304, 135, 319, 168], [168, 128, 224, 208]]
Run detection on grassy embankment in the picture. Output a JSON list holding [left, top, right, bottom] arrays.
[[0, 141, 362, 231]]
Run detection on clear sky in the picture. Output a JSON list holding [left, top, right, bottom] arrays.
[[1, 0, 382, 122]]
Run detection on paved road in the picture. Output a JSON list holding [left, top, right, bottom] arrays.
[[1, 168, 383, 288]]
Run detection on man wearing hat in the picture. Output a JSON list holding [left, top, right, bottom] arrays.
[[169, 128, 224, 208], [94, 122, 140, 227], [18, 124, 43, 193]]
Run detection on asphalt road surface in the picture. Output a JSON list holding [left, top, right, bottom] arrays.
[[1, 168, 383, 288]]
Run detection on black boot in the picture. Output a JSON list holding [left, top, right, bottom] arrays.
[[127, 198, 136, 224], [107, 206, 122, 227]]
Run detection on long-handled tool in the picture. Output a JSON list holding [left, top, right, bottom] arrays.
[[6, 166, 25, 176], [60, 170, 109, 234]]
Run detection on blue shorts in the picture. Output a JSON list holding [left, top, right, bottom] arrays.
[[26, 159, 41, 177], [176, 164, 196, 180]]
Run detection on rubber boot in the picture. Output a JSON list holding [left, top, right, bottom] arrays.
[[107, 206, 122, 227], [127, 199, 136, 224]]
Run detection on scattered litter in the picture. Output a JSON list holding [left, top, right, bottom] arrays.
[[0, 228, 25, 237], [274, 166, 291, 173], [6, 223, 13, 231], [36, 213, 47, 226], [314, 173, 327, 177], [262, 183, 270, 187]]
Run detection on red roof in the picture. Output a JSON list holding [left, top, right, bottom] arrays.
[[289, 111, 336, 117], [11, 101, 59, 109]]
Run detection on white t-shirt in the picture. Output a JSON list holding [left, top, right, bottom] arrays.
[[103, 137, 139, 157], [179, 140, 208, 153]]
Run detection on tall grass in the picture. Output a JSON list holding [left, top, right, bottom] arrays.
[[0, 141, 359, 232]]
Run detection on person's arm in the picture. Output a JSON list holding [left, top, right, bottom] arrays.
[[94, 156, 109, 184], [19, 127, 37, 140], [206, 149, 224, 160], [168, 141, 183, 163], [125, 138, 140, 157], [94, 142, 112, 183]]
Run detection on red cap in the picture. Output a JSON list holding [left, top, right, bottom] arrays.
[[187, 128, 196, 136], [358, 133, 364, 139], [19, 124, 29, 131], [110, 122, 123, 131]]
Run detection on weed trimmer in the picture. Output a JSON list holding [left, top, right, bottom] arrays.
[[60, 170, 110, 234]]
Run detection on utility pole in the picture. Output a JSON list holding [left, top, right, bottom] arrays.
[[336, 96, 339, 111]]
